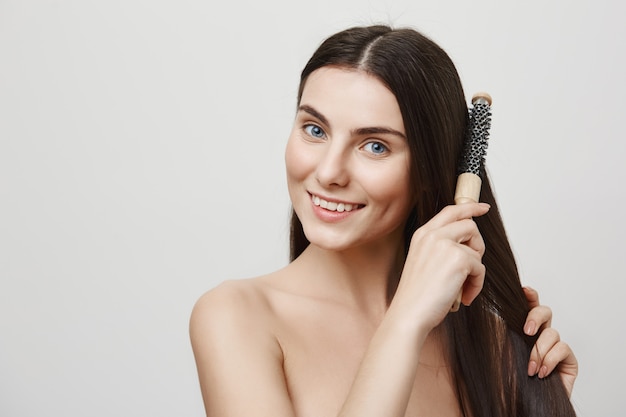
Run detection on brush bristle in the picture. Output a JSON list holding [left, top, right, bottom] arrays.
[[459, 101, 491, 176]]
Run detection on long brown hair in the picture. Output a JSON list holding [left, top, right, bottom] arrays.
[[289, 26, 575, 417]]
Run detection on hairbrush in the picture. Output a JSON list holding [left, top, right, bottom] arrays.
[[451, 92, 492, 312]]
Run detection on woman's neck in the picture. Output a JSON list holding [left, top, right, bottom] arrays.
[[289, 239, 405, 320]]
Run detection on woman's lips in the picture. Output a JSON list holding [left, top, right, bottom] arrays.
[[310, 193, 363, 213]]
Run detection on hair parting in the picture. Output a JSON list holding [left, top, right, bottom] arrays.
[[357, 35, 384, 69]]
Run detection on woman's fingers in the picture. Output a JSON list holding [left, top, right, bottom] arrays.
[[523, 286, 540, 308], [524, 305, 552, 336], [421, 202, 490, 230], [441, 217, 486, 255], [527, 327, 578, 397], [459, 257, 486, 306], [528, 327, 559, 376], [414, 210, 487, 256], [523, 286, 552, 336], [522, 288, 578, 397]]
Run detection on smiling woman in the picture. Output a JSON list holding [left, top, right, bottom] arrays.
[[190, 25, 577, 417]]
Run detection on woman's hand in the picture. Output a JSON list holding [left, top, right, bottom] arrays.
[[391, 203, 490, 336], [523, 286, 578, 397]]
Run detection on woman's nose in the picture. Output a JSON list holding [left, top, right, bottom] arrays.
[[315, 144, 350, 188]]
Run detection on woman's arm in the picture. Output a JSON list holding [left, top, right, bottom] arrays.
[[190, 282, 297, 417]]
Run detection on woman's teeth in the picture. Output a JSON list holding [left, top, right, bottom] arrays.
[[312, 195, 356, 212]]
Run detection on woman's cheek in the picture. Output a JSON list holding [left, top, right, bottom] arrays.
[[285, 136, 315, 182]]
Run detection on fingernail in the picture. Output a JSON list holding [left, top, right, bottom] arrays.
[[528, 361, 538, 376], [538, 366, 548, 378], [524, 321, 536, 335]]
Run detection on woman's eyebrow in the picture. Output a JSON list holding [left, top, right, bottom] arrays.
[[298, 104, 406, 140], [298, 104, 329, 126], [353, 126, 406, 140]]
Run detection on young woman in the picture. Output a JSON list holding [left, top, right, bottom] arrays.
[[190, 25, 577, 417]]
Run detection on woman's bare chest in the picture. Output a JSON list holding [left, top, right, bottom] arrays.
[[274, 306, 462, 417]]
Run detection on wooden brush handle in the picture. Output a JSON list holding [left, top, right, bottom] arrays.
[[450, 173, 481, 312], [454, 172, 482, 205]]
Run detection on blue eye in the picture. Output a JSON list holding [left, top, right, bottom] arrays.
[[304, 124, 325, 138], [363, 141, 388, 155]]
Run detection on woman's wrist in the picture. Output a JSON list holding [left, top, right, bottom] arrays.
[[381, 300, 433, 351]]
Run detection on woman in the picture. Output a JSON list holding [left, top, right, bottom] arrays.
[[190, 25, 577, 417]]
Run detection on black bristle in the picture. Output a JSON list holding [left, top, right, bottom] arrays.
[[458, 101, 491, 176]]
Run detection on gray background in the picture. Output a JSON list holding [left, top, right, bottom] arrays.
[[1, 0, 624, 415]]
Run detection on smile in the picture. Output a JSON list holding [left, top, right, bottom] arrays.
[[310, 194, 362, 213]]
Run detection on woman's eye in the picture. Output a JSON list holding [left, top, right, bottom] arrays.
[[363, 141, 388, 155], [304, 124, 325, 139]]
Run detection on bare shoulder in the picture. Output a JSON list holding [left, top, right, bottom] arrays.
[[191, 278, 272, 329], [189, 276, 296, 416], [189, 278, 280, 362]]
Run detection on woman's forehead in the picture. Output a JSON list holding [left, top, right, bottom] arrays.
[[299, 67, 404, 133]]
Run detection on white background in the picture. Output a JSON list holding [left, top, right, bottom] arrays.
[[1, 1, 624, 416]]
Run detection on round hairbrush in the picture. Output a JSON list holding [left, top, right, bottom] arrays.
[[451, 92, 492, 312]]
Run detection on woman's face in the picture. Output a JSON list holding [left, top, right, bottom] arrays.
[[285, 67, 414, 252]]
